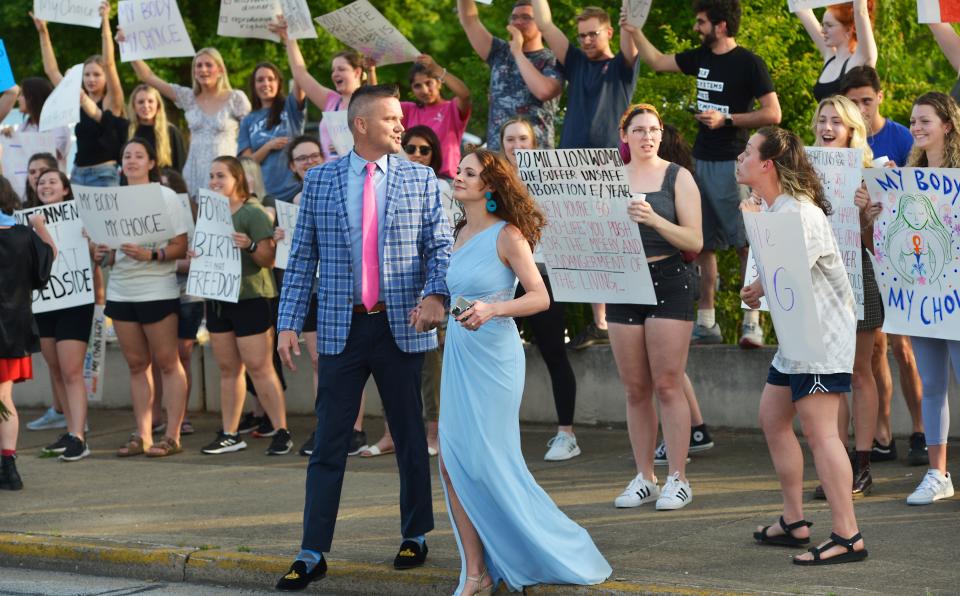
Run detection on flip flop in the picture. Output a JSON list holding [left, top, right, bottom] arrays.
[[359, 445, 395, 458]]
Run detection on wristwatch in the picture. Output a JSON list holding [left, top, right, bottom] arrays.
[[151, 250, 159, 261], [247, 240, 258, 254], [724, 114, 734, 127]]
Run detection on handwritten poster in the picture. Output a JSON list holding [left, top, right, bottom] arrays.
[[0, 40, 15, 92], [315, 0, 419, 66], [39, 64, 83, 132], [187, 189, 241, 302], [0, 131, 59, 200], [175, 193, 195, 238], [217, 0, 316, 41], [743, 211, 827, 362], [918, 0, 960, 22], [274, 200, 298, 269], [117, 0, 195, 62], [806, 147, 865, 319], [83, 304, 106, 403], [623, 0, 653, 28], [516, 149, 656, 304], [321, 110, 354, 156], [788, 0, 848, 11], [74, 183, 176, 248], [864, 167, 960, 340], [33, 0, 102, 28], [14, 202, 95, 313]]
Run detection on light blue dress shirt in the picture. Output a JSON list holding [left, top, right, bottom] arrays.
[[346, 151, 388, 304]]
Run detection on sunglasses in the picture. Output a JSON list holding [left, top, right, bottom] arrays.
[[404, 144, 432, 156]]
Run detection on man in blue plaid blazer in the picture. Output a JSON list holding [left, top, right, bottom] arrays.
[[275, 85, 452, 591]]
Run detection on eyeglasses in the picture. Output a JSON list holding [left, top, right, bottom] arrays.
[[509, 13, 533, 22], [630, 128, 663, 137], [404, 144, 432, 156], [292, 152, 322, 164], [577, 30, 604, 42]]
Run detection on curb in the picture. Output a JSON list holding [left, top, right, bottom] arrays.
[[0, 532, 762, 595]]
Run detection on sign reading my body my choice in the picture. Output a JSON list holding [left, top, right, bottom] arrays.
[[187, 189, 241, 303], [33, 0, 102, 28], [117, 0, 196, 62], [74, 183, 176, 249], [515, 148, 656, 305], [864, 167, 960, 340]]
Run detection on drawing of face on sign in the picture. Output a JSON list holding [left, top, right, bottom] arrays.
[[883, 193, 954, 287]]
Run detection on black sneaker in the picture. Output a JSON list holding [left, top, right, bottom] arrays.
[[689, 424, 715, 453], [201, 432, 247, 454], [870, 438, 898, 462], [276, 558, 326, 591], [299, 431, 315, 457], [347, 429, 368, 456], [266, 429, 293, 455], [908, 432, 929, 466], [59, 434, 90, 462], [567, 323, 609, 350], [393, 540, 428, 570], [237, 412, 262, 435], [0, 455, 23, 490], [251, 416, 276, 438], [41, 433, 71, 456]]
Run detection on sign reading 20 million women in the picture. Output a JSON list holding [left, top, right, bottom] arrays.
[[864, 167, 960, 340]]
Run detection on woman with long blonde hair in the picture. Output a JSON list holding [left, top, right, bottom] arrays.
[[126, 84, 186, 172]]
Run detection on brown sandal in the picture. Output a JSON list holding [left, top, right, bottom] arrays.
[[146, 437, 182, 458], [116, 435, 145, 457]]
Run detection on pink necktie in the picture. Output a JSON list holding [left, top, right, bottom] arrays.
[[361, 162, 379, 310]]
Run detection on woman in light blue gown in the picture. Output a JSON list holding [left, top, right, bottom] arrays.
[[429, 150, 612, 594]]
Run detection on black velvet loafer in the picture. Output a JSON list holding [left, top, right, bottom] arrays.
[[275, 558, 326, 591], [393, 540, 428, 569]]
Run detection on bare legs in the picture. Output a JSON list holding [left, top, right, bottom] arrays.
[[210, 329, 287, 434], [439, 452, 493, 595], [0, 381, 17, 451], [39, 338, 87, 439]]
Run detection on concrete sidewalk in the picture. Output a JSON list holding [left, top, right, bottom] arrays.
[[0, 409, 956, 595]]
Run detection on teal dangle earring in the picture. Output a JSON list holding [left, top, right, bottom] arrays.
[[485, 191, 497, 212]]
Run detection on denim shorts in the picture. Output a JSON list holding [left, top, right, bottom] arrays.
[[766, 366, 852, 402], [606, 254, 699, 325], [71, 163, 119, 187]]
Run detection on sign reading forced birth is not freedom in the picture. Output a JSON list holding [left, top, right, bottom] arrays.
[[74, 183, 176, 248], [864, 167, 960, 340], [187, 189, 241, 303], [516, 148, 656, 305]]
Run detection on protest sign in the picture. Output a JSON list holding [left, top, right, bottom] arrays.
[[74, 183, 176, 249], [864, 167, 960, 340], [187, 189, 241, 302], [742, 249, 769, 311], [788, 0, 848, 11], [0, 131, 59, 200], [321, 110, 354, 156], [623, 0, 653, 28], [274, 200, 298, 269], [175, 193, 195, 238], [14, 202, 95, 314], [217, 0, 316, 41], [516, 148, 657, 304], [83, 305, 106, 402], [743, 211, 828, 362], [315, 0, 419, 66], [117, 0, 195, 62], [918, 0, 960, 22], [39, 64, 82, 132], [806, 147, 865, 319], [439, 181, 463, 231], [33, 0, 102, 28], [0, 40, 15, 92]]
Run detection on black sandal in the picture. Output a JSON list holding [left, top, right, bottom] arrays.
[[753, 516, 813, 547], [793, 532, 868, 566]]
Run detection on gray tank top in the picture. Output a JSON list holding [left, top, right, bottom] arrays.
[[635, 162, 681, 258]]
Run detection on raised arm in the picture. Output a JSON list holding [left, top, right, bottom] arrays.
[[620, 18, 679, 73], [531, 0, 570, 65], [268, 17, 334, 109], [100, 0, 125, 115], [80, 91, 104, 122], [506, 26, 561, 101], [31, 12, 63, 85], [0, 85, 18, 123], [796, 9, 831, 60], [852, 0, 877, 68], [929, 22, 960, 73], [457, 0, 494, 61], [619, 14, 639, 66], [418, 55, 471, 114], [127, 59, 176, 101]]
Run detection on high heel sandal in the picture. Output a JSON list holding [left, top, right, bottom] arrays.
[[465, 568, 493, 595]]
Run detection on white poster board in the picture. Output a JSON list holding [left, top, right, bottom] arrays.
[[788, 0, 848, 11], [743, 211, 828, 362], [0, 131, 59, 200], [274, 200, 298, 269], [117, 0, 196, 62], [516, 148, 657, 304], [864, 167, 960, 340], [187, 189, 241, 302], [83, 304, 106, 402], [14, 202, 95, 313], [33, 0, 102, 28], [175, 193, 195, 238], [217, 0, 316, 41], [918, 0, 960, 23], [321, 110, 354, 156], [74, 183, 176, 249], [39, 64, 83, 132], [623, 0, 653, 28], [314, 0, 419, 66]]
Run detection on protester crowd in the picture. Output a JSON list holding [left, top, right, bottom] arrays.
[[1, 0, 959, 585]]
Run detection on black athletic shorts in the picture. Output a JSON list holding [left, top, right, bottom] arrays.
[[105, 299, 179, 325], [35, 303, 95, 342], [205, 297, 274, 338]]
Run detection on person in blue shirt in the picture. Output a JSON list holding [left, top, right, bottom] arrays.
[[840, 66, 913, 167], [238, 62, 306, 203]]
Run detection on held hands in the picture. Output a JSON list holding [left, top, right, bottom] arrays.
[[232, 232, 253, 250], [740, 280, 765, 309], [277, 330, 300, 371], [412, 295, 446, 332], [627, 198, 660, 227], [455, 301, 498, 332], [695, 109, 725, 130]]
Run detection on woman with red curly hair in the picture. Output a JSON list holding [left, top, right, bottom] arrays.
[[795, 0, 876, 101]]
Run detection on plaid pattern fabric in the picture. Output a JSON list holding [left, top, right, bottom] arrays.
[[278, 155, 453, 355]]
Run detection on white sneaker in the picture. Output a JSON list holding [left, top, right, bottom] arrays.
[[26, 407, 67, 431], [544, 431, 581, 461], [614, 473, 660, 508], [739, 321, 764, 349], [906, 469, 954, 505], [656, 472, 693, 510]]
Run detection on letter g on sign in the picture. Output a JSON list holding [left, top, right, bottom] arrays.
[[772, 266, 795, 312]]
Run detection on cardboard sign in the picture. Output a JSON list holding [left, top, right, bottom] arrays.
[[314, 0, 419, 66], [321, 110, 354, 156], [516, 149, 657, 304], [273, 199, 298, 269], [623, 0, 653, 28], [217, 0, 316, 41], [33, 0, 102, 28], [743, 211, 828, 362], [75, 183, 176, 249], [438, 179, 463, 231], [117, 0, 196, 62], [14, 202, 95, 314], [0, 40, 15, 92], [187, 189, 241, 302], [788, 0, 848, 11], [175, 193, 195, 238], [918, 0, 960, 22], [83, 304, 106, 402], [39, 64, 83, 132], [0, 131, 59, 200], [864, 167, 960, 340]]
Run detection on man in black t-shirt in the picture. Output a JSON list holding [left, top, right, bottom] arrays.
[[625, 0, 780, 348]]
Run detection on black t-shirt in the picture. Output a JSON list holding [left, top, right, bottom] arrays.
[[559, 46, 640, 149], [675, 45, 775, 161], [74, 101, 129, 167]]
